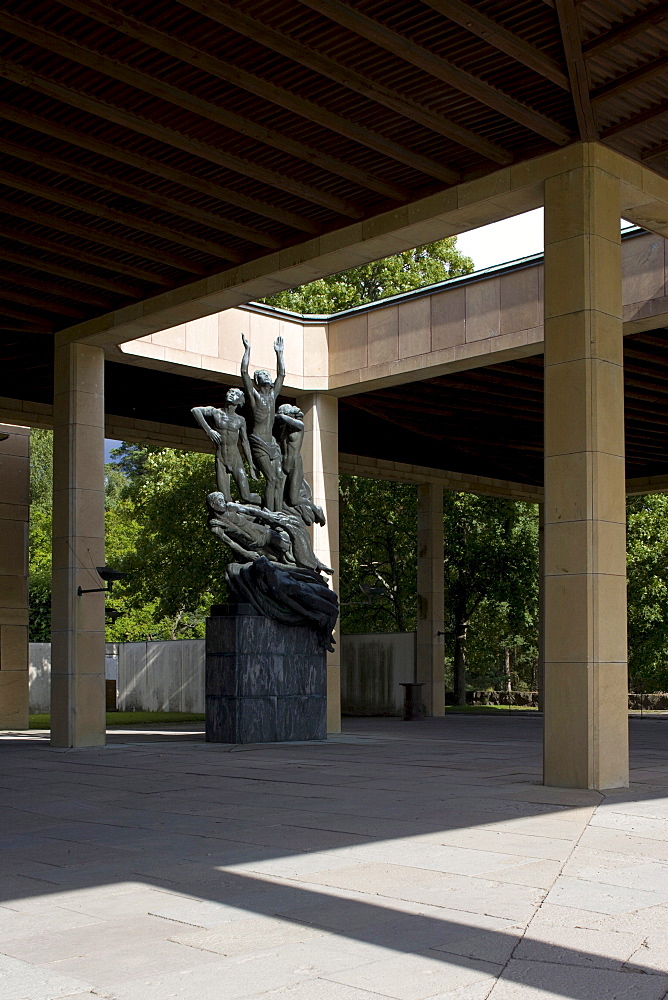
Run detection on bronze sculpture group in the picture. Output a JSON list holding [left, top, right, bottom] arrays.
[[192, 334, 338, 649]]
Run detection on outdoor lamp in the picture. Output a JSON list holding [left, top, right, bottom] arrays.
[[78, 566, 127, 597]]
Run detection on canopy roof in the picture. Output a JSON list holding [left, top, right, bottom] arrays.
[[0, 0, 667, 339]]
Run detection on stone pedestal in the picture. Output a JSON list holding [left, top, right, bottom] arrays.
[[206, 604, 327, 743]]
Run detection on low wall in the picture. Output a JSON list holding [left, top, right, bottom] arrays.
[[341, 632, 416, 716], [118, 640, 205, 713], [28, 643, 118, 713]]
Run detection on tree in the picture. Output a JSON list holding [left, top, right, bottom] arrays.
[[626, 493, 668, 693], [442, 494, 539, 704], [264, 238, 474, 313], [339, 476, 417, 634], [105, 446, 229, 641], [28, 429, 53, 642]]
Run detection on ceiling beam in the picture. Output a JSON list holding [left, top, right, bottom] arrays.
[[0, 244, 149, 298], [0, 303, 53, 330], [417, 0, 570, 90], [294, 0, 572, 143], [642, 139, 668, 163], [0, 286, 85, 319], [0, 198, 207, 275], [582, 3, 668, 59], [2, 138, 280, 249], [57, 0, 420, 199], [0, 19, 364, 219], [0, 271, 112, 308], [600, 98, 668, 139], [0, 103, 317, 234], [555, 0, 597, 139], [591, 56, 668, 104], [178, 0, 511, 165], [0, 170, 244, 264], [0, 15, 459, 192]]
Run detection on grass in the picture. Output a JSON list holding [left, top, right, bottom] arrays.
[[446, 704, 538, 714], [29, 711, 205, 730]]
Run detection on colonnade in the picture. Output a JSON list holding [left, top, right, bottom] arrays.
[[0, 161, 633, 788]]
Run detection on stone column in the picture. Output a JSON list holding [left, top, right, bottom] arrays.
[[51, 342, 106, 748], [297, 392, 340, 734], [417, 484, 445, 716], [543, 164, 628, 789], [0, 424, 29, 729]]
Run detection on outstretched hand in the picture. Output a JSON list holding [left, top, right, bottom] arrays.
[[241, 332, 250, 349], [274, 335, 284, 354]]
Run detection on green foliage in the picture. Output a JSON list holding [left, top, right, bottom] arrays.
[[442, 494, 539, 698], [627, 493, 668, 692], [339, 476, 417, 633], [264, 239, 473, 313], [28, 429, 53, 642], [104, 446, 228, 641], [338, 476, 539, 696]]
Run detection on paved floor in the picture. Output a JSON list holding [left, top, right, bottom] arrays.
[[1, 715, 668, 1000]]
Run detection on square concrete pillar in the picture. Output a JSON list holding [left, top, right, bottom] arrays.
[[297, 393, 340, 734], [51, 342, 106, 748], [543, 164, 628, 789], [0, 424, 29, 729], [417, 484, 445, 716]]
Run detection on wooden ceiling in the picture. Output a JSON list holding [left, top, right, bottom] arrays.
[[0, 0, 667, 340], [340, 331, 668, 485]]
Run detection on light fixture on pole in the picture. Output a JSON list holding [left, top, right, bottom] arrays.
[[78, 566, 127, 597]]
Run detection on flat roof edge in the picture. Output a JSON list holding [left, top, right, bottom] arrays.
[[238, 225, 644, 325]]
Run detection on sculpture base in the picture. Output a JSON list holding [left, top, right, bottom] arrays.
[[205, 604, 327, 743]]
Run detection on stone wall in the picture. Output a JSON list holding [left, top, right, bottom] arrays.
[[340, 632, 416, 716], [117, 640, 205, 713], [28, 643, 118, 713]]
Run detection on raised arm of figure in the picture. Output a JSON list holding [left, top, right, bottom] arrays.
[[191, 406, 221, 446], [274, 335, 285, 396], [275, 412, 303, 432], [240, 332, 254, 400]]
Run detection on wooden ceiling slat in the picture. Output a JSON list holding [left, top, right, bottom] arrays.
[[582, 3, 668, 59], [0, 169, 245, 263], [0, 270, 111, 308], [591, 55, 668, 104], [555, 0, 597, 139], [642, 137, 668, 162], [0, 302, 53, 329], [0, 21, 365, 219], [0, 285, 85, 318], [0, 102, 318, 233], [56, 0, 426, 198], [294, 0, 572, 144], [600, 97, 668, 139], [420, 0, 569, 90], [31, 6, 465, 186], [0, 242, 158, 297], [0, 196, 208, 274], [2, 139, 280, 249], [179, 0, 508, 166]]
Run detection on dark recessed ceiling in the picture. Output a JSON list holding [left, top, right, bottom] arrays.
[[0, 0, 666, 345]]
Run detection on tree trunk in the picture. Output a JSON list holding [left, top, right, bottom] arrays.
[[453, 612, 468, 706], [504, 647, 512, 693]]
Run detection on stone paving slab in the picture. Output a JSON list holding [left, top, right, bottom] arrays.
[[1, 715, 668, 999]]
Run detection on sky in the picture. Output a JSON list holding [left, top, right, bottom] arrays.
[[455, 207, 544, 271]]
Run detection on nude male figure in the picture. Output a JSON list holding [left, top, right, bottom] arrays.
[[191, 388, 260, 505], [240, 332, 285, 510], [274, 403, 305, 508], [274, 403, 326, 527]]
